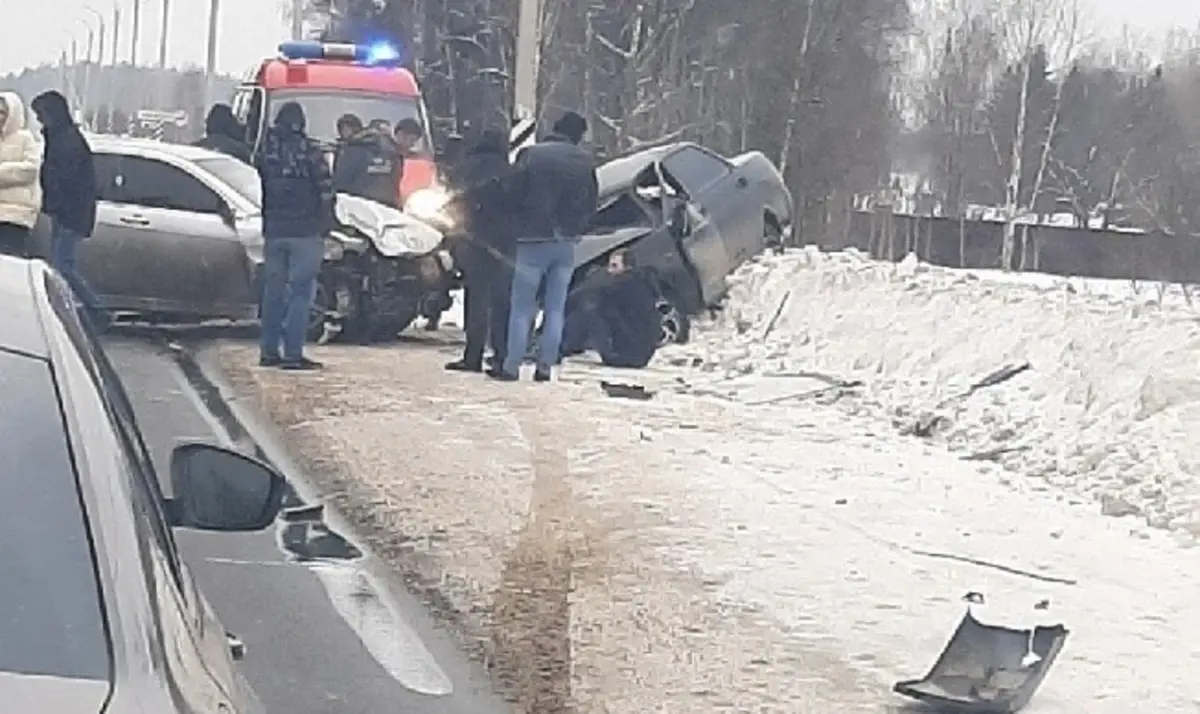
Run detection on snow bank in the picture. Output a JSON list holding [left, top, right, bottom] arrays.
[[667, 247, 1200, 535]]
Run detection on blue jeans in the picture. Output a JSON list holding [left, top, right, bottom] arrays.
[[502, 239, 576, 376], [260, 237, 323, 361], [50, 221, 102, 313]]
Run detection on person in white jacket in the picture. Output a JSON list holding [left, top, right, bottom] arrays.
[[0, 92, 40, 257]]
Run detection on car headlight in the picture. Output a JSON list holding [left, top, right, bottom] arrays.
[[405, 187, 455, 228]]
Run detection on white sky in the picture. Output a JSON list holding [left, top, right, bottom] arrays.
[[0, 0, 1197, 78]]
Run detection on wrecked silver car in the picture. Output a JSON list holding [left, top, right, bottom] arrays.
[[570, 142, 794, 345], [28, 137, 452, 342]]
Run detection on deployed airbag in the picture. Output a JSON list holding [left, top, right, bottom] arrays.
[[893, 609, 1068, 713]]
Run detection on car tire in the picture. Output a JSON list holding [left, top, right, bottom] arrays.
[[657, 291, 691, 346]]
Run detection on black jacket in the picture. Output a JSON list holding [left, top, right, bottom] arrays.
[[191, 105, 251, 163], [255, 106, 334, 239], [30, 91, 96, 237], [596, 267, 661, 367], [332, 130, 400, 206], [506, 132, 598, 240], [455, 130, 512, 251]]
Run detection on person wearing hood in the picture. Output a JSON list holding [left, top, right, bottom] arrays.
[[0, 92, 39, 257], [561, 249, 661, 369], [254, 101, 334, 371], [332, 113, 400, 206], [445, 128, 513, 372], [488, 110, 599, 382], [191, 104, 251, 163], [30, 90, 104, 325]]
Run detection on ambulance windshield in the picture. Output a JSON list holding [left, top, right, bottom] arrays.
[[268, 89, 430, 154]]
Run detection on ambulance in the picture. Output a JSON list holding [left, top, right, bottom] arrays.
[[231, 40, 439, 207]]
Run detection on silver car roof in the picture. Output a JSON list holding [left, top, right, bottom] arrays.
[[87, 135, 228, 163]]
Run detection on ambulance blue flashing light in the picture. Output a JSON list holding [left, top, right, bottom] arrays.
[[277, 40, 403, 66]]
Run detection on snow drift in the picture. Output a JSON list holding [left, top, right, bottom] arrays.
[[668, 247, 1200, 535]]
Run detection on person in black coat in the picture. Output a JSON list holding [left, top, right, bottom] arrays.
[[30, 90, 105, 325], [332, 113, 400, 206], [191, 104, 251, 163], [445, 128, 513, 372], [561, 249, 661, 369]]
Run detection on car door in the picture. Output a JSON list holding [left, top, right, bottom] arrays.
[[661, 146, 764, 271], [86, 154, 242, 314], [45, 284, 257, 712]]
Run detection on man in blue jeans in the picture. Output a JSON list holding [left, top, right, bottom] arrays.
[[488, 111, 599, 382], [30, 91, 106, 328], [255, 102, 334, 371]]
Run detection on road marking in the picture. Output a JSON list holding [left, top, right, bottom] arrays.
[[308, 562, 453, 696]]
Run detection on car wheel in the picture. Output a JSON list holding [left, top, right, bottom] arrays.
[[308, 270, 354, 344], [657, 293, 691, 346]]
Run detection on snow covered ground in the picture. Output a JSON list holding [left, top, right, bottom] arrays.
[[658, 247, 1200, 539]]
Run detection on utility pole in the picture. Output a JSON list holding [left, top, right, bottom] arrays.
[[112, 4, 121, 65], [291, 0, 303, 40], [204, 0, 219, 108], [157, 0, 169, 67], [131, 0, 141, 64], [510, 0, 541, 160]]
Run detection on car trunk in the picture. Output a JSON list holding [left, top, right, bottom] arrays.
[[0, 671, 110, 713]]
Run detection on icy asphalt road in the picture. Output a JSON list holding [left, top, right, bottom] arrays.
[[103, 335, 508, 714]]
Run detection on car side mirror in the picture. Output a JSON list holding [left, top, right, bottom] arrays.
[[164, 443, 285, 532], [217, 201, 236, 229]]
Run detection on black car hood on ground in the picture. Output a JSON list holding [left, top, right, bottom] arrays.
[[0, 672, 109, 713]]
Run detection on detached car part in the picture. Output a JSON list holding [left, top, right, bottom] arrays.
[[893, 609, 1068, 713]]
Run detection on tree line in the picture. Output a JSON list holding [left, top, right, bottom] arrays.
[[907, 0, 1200, 266]]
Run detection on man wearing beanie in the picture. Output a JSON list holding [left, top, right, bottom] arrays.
[[488, 110, 598, 382]]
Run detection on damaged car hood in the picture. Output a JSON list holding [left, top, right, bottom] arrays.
[[573, 226, 656, 269], [334, 194, 444, 258]]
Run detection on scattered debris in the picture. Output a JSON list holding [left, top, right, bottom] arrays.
[[600, 381, 654, 401], [744, 379, 863, 406], [761, 290, 792, 340], [903, 362, 1033, 439], [834, 498, 848, 505], [894, 606, 1069, 713], [908, 549, 1077, 586], [961, 445, 1031, 462]]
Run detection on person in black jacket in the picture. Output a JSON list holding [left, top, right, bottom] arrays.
[[489, 111, 599, 382], [30, 90, 105, 326], [254, 101, 334, 371], [333, 114, 400, 206], [561, 249, 661, 368], [191, 104, 251, 163], [445, 129, 512, 372]]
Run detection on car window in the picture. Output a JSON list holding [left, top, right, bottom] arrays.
[[195, 156, 261, 208], [660, 147, 731, 197], [42, 273, 186, 590], [0, 348, 110, 680], [97, 154, 223, 214]]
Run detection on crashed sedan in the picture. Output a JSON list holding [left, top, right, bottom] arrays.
[[28, 137, 452, 340], [569, 142, 793, 344]]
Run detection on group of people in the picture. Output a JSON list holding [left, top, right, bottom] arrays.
[[0, 90, 107, 329], [441, 111, 662, 381], [0, 86, 663, 378]]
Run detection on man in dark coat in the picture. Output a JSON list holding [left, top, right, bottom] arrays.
[[191, 104, 251, 163], [489, 111, 599, 382], [30, 90, 104, 326], [332, 113, 400, 206], [445, 128, 512, 372], [561, 249, 661, 368], [254, 101, 334, 371]]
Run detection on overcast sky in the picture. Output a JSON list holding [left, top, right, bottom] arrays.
[[0, 0, 1197, 78]]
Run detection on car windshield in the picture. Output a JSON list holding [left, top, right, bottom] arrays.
[[268, 89, 431, 154], [195, 156, 261, 208], [0, 349, 110, 680]]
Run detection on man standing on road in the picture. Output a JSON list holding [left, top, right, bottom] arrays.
[[255, 101, 334, 371], [488, 111, 598, 382], [445, 129, 512, 372], [192, 104, 252, 163], [30, 90, 105, 328]]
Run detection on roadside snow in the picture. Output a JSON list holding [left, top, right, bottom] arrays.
[[662, 247, 1200, 537]]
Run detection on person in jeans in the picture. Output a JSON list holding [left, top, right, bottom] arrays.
[[30, 91, 104, 327], [255, 101, 334, 371], [488, 111, 599, 382]]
